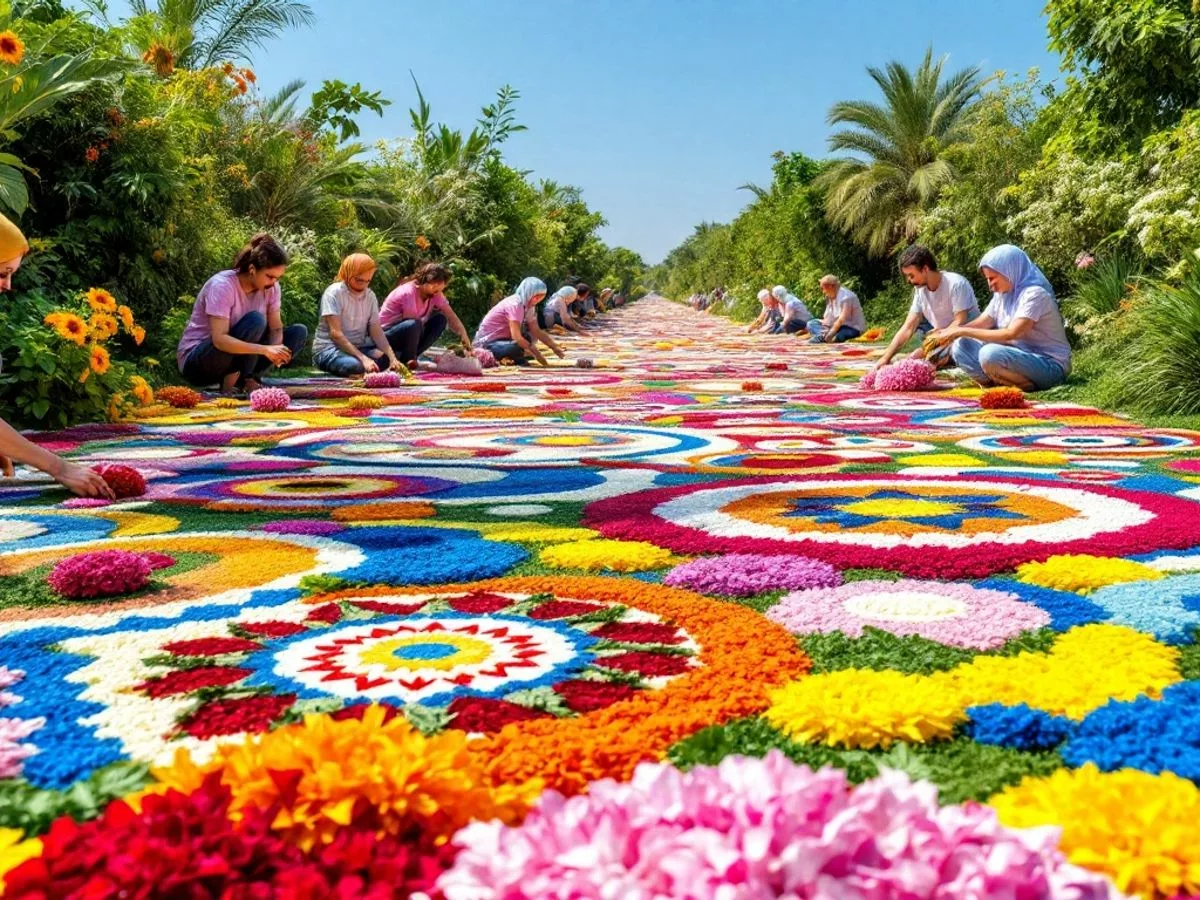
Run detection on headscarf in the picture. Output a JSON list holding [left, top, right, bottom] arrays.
[[599, 288, 614, 298], [978, 245, 1055, 305], [515, 276, 547, 305], [550, 286, 578, 304], [771, 285, 788, 301], [0, 213, 28, 261], [757, 289, 771, 304], [336, 253, 376, 286]]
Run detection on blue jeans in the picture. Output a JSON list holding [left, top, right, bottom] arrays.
[[807, 321, 861, 343], [950, 337, 1067, 391], [313, 343, 387, 377], [384, 314, 447, 363], [182, 312, 307, 387], [784, 318, 811, 334], [482, 339, 526, 363]]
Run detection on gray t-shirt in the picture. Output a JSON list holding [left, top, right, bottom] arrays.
[[983, 287, 1072, 373], [313, 283, 381, 354], [822, 287, 867, 332]]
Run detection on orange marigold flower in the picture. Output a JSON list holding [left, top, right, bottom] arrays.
[[415, 235, 431, 251], [152, 249, 166, 264], [89, 312, 119, 340], [78, 367, 90, 384], [131, 325, 146, 346], [85, 147, 101, 164], [85, 288, 118, 313], [89, 345, 111, 375], [117, 305, 135, 331], [142, 43, 175, 77], [980, 386, 1028, 410], [242, 68, 256, 84], [129, 375, 154, 406], [45, 312, 88, 347], [0, 31, 25, 66], [221, 62, 235, 76]]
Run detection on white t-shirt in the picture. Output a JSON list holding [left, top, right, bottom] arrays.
[[313, 283, 380, 353], [909, 272, 980, 329], [546, 294, 571, 320], [983, 287, 1072, 373], [822, 287, 866, 332], [783, 295, 813, 323]]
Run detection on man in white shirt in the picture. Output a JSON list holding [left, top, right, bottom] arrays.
[[773, 285, 815, 334], [871, 245, 980, 372], [806, 275, 866, 343]]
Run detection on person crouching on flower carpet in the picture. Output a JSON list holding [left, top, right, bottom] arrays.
[[807, 274, 866, 344], [312, 253, 404, 377], [380, 262, 474, 368], [474, 277, 567, 366]]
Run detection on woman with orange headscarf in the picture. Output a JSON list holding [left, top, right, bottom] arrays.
[[312, 253, 403, 376]]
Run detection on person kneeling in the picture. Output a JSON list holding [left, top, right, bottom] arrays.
[[931, 244, 1070, 392], [379, 262, 473, 367], [177, 234, 308, 394], [312, 253, 402, 377], [807, 275, 865, 344], [774, 285, 815, 334], [474, 277, 565, 366]]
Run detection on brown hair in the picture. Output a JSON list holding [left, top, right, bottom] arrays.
[[414, 262, 452, 286], [232, 233, 289, 273]]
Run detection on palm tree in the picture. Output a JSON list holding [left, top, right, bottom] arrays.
[[125, 0, 314, 72], [820, 48, 986, 257]]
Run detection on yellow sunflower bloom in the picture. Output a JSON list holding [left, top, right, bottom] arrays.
[[0, 31, 25, 66], [117, 304, 135, 331], [131, 325, 146, 346], [89, 345, 111, 375], [85, 287, 118, 313], [45, 311, 88, 346], [88, 312, 119, 341]]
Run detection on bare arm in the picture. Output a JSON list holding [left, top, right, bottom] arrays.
[[445, 307, 472, 349], [266, 306, 284, 346], [0, 417, 114, 498], [875, 311, 923, 368], [323, 314, 378, 373], [530, 322, 565, 357], [509, 318, 548, 366], [366, 316, 402, 370], [211, 315, 291, 366], [822, 311, 848, 343]]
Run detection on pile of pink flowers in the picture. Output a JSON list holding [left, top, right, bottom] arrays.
[[664, 553, 841, 597], [362, 371, 402, 389], [474, 347, 498, 368], [47, 550, 174, 600], [861, 358, 936, 392], [438, 753, 1120, 899], [248, 387, 291, 412]]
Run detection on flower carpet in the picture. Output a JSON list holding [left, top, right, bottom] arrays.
[[2, 297, 1200, 896]]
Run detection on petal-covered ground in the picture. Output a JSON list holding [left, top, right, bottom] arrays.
[[2, 298, 1199, 897]]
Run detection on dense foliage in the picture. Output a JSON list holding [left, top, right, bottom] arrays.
[[0, 0, 644, 426], [653, 7, 1200, 418]]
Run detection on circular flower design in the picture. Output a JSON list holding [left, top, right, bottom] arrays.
[[767, 579, 1050, 649], [585, 474, 1200, 578], [960, 428, 1200, 458], [160, 469, 459, 511]]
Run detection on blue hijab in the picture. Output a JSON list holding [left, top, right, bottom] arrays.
[[514, 276, 547, 305], [978, 245, 1055, 306], [550, 286, 578, 304]]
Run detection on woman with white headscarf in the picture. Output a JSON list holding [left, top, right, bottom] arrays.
[[545, 285, 585, 333], [930, 245, 1070, 391], [773, 285, 814, 334], [474, 277, 564, 365], [748, 289, 783, 334]]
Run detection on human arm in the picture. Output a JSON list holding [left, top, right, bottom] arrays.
[[210, 316, 291, 366], [0, 418, 115, 498], [934, 315, 1035, 346], [323, 314, 379, 373], [444, 307, 472, 350], [508, 318, 548, 366], [874, 311, 924, 369], [530, 321, 565, 358], [366, 315, 403, 371], [747, 310, 767, 333], [265, 305, 284, 347], [821, 308, 848, 342]]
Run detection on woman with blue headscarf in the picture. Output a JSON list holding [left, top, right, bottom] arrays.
[[474, 276, 564, 365], [928, 245, 1071, 391]]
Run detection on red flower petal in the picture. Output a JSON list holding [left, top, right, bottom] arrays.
[[446, 696, 549, 733], [305, 603, 342, 624], [527, 600, 604, 620], [163, 637, 261, 656], [591, 622, 684, 645], [594, 651, 692, 677], [351, 600, 426, 616], [138, 666, 251, 698], [179, 694, 295, 739], [240, 620, 307, 638], [447, 592, 513, 614], [553, 679, 638, 712]]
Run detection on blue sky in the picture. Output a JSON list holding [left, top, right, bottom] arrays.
[[101, 0, 1059, 263]]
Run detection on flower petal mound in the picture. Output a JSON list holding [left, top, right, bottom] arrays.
[[46, 550, 153, 599], [249, 387, 290, 412], [439, 753, 1121, 899], [991, 764, 1200, 899], [1017, 554, 1164, 595], [766, 668, 966, 749], [664, 552, 841, 597], [873, 357, 936, 392], [539, 538, 673, 572], [151, 706, 540, 853], [362, 370, 402, 388]]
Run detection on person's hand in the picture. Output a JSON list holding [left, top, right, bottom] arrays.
[[869, 360, 885, 374], [55, 461, 116, 499], [928, 328, 957, 346], [462, 339, 473, 353], [388, 357, 405, 373], [262, 345, 292, 367], [360, 356, 380, 374], [555, 348, 566, 360]]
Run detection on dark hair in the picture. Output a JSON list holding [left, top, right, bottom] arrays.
[[232, 233, 289, 273], [414, 262, 452, 286], [898, 244, 937, 272], [575, 282, 592, 298]]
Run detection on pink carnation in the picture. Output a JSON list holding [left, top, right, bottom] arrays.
[[473, 347, 497, 368], [47, 550, 154, 599], [248, 387, 291, 412], [664, 553, 842, 597], [859, 368, 878, 389], [363, 371, 402, 389], [874, 358, 935, 392], [439, 754, 1121, 899]]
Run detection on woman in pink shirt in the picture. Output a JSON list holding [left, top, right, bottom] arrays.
[[379, 262, 473, 365]]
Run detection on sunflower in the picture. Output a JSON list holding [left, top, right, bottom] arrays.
[[131, 325, 146, 346], [45, 312, 88, 347], [89, 345, 111, 375], [129, 375, 154, 406], [85, 288, 117, 313], [117, 305, 135, 331], [88, 312, 119, 341], [0, 31, 25, 66]]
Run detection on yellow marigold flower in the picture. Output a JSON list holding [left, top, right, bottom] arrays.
[[88, 312, 119, 341], [990, 765, 1200, 899], [539, 538, 674, 572], [0, 828, 40, 882], [45, 311, 88, 346], [1015, 554, 1164, 595], [107, 392, 126, 422], [0, 31, 25, 66], [766, 668, 966, 749], [347, 394, 385, 410], [131, 403, 175, 418], [89, 345, 111, 375], [85, 287, 118, 312], [10, 75, 22, 93], [117, 304, 135, 331], [210, 397, 243, 409], [131, 325, 146, 346], [151, 706, 541, 852], [129, 375, 154, 406]]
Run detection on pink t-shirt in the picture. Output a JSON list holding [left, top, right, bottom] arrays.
[[475, 294, 529, 344], [379, 281, 452, 328], [177, 270, 280, 370]]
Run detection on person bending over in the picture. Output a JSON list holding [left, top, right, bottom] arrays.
[[807, 275, 865, 344], [773, 285, 814, 334], [177, 234, 307, 394], [379, 262, 473, 366], [312, 253, 403, 377], [872, 245, 980, 373], [748, 290, 783, 333], [474, 278, 565, 365], [545, 286, 585, 333]]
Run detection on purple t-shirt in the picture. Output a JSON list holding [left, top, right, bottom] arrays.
[[177, 270, 280, 370], [475, 294, 529, 344], [379, 281, 452, 328]]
